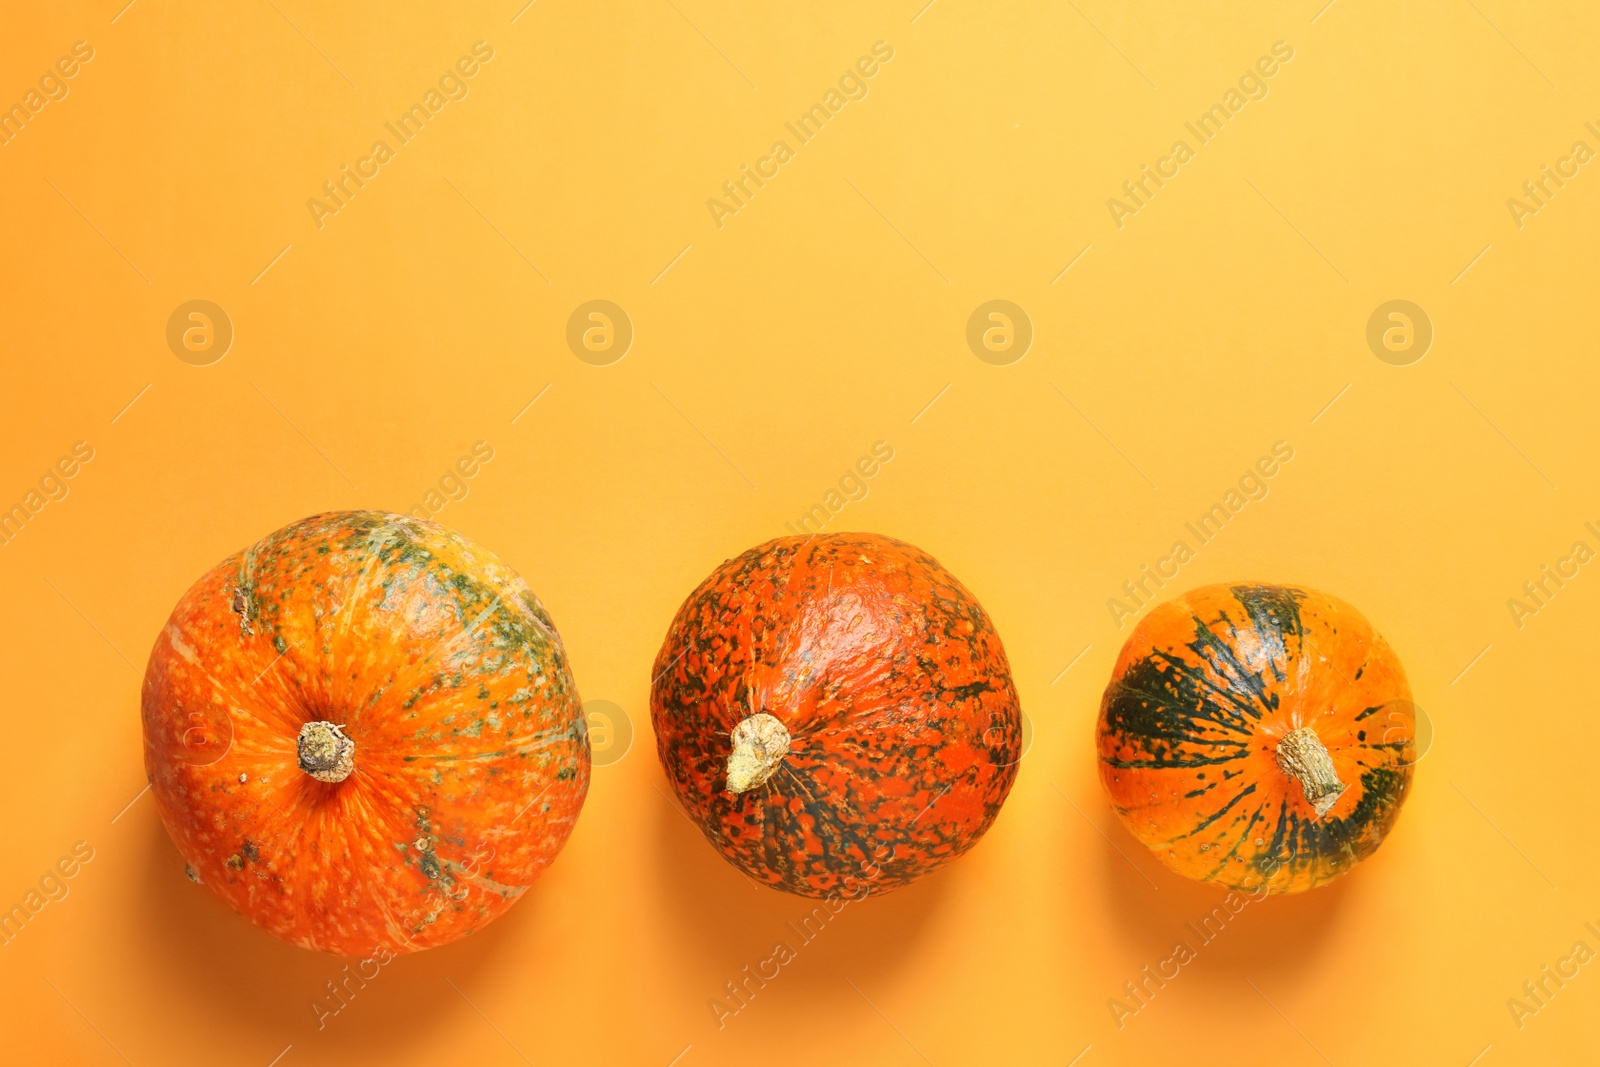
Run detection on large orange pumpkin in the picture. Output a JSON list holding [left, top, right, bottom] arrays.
[[141, 511, 589, 956], [651, 533, 1022, 897], [1096, 583, 1416, 894]]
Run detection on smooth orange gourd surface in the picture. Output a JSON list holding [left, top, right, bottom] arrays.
[[141, 511, 588, 956], [1097, 583, 1416, 894]]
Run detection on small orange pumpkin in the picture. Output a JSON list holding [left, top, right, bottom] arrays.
[[141, 511, 588, 955], [651, 533, 1022, 897], [1096, 583, 1415, 894]]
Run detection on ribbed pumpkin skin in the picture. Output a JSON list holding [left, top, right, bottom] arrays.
[[141, 511, 589, 956], [1097, 583, 1415, 894], [651, 533, 1022, 897]]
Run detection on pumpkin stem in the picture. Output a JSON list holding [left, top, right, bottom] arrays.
[[297, 721, 355, 783], [725, 713, 790, 794], [1274, 726, 1345, 818]]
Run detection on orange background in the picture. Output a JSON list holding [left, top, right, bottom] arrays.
[[3, 1, 1599, 1064]]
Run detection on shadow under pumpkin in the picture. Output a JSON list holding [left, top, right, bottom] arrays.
[[647, 773, 954, 1031], [130, 811, 544, 1055], [1090, 803, 1354, 1019]]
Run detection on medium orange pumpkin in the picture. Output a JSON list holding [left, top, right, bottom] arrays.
[[1096, 583, 1415, 894], [651, 533, 1022, 897], [141, 511, 589, 956]]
